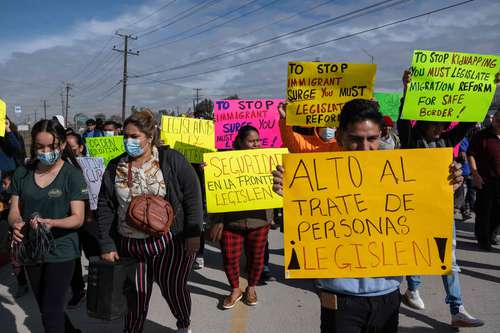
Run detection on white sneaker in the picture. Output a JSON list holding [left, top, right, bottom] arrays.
[[193, 257, 204, 270], [451, 305, 484, 328], [402, 289, 425, 310]]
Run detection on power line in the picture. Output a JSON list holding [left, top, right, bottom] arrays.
[[141, 0, 282, 51], [135, 0, 219, 37], [187, 0, 334, 58], [70, 36, 117, 83], [73, 56, 123, 97], [139, 0, 260, 49], [124, 0, 177, 30], [131, 0, 476, 84], [133, 0, 407, 77]]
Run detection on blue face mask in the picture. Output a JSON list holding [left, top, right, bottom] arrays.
[[124, 138, 144, 157], [37, 150, 61, 166], [318, 127, 336, 141]]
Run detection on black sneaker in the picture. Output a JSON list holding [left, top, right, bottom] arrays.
[[260, 270, 277, 283], [67, 290, 86, 309]]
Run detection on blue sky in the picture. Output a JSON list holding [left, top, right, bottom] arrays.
[[1, 0, 499, 124]]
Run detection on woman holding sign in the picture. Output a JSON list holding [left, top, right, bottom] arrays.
[[210, 125, 272, 309], [96, 109, 203, 333]]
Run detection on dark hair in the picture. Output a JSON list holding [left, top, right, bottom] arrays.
[[96, 118, 104, 131], [29, 119, 80, 169], [1, 170, 14, 180], [86, 119, 96, 126], [338, 99, 383, 130], [233, 125, 259, 150], [103, 120, 118, 129], [124, 108, 158, 146], [67, 132, 87, 156], [6, 116, 18, 133]]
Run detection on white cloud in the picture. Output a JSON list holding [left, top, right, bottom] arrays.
[[1, 0, 499, 122]]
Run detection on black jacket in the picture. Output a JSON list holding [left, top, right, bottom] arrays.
[[96, 147, 203, 254], [397, 97, 474, 149]]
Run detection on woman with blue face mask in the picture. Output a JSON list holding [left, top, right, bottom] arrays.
[[97, 109, 203, 333], [8, 119, 88, 333]]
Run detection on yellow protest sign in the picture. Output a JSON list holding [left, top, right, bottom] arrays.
[[283, 148, 454, 279], [86, 136, 125, 166], [0, 99, 6, 137], [402, 50, 500, 122], [204, 148, 288, 213], [286, 62, 376, 127], [161, 116, 215, 163]]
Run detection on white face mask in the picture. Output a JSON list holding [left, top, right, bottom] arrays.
[[104, 131, 115, 137], [318, 127, 336, 141]]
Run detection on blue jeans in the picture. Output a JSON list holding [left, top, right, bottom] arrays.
[[406, 224, 462, 315]]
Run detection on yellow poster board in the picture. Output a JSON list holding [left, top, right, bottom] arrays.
[[0, 99, 6, 137], [204, 148, 288, 213], [402, 50, 500, 122], [286, 62, 376, 127], [283, 148, 454, 279], [161, 116, 215, 163]]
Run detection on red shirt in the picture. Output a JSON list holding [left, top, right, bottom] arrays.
[[468, 128, 500, 181]]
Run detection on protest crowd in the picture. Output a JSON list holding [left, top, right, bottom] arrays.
[[0, 50, 499, 333]]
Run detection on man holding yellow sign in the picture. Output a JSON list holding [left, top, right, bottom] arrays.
[[273, 99, 469, 332]]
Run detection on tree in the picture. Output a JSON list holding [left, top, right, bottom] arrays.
[[225, 94, 239, 100], [94, 113, 106, 121], [194, 98, 213, 119], [108, 114, 122, 124]]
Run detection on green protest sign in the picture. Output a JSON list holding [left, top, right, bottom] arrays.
[[374, 92, 402, 122], [86, 136, 125, 166], [401, 50, 500, 122]]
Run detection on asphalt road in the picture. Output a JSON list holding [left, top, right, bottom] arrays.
[[0, 216, 499, 333]]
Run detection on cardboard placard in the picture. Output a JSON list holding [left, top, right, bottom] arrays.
[[160, 116, 215, 163], [214, 99, 284, 149], [86, 136, 125, 166], [283, 148, 454, 279], [286, 62, 376, 127], [401, 50, 500, 122], [204, 148, 288, 213]]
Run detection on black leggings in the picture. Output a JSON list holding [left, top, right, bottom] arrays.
[[26, 260, 77, 333]]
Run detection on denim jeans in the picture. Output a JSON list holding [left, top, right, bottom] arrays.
[[406, 224, 463, 315]]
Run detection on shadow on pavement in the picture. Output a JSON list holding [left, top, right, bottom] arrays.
[[400, 307, 454, 332], [0, 264, 39, 332], [143, 319, 177, 332], [0, 293, 18, 333], [459, 268, 500, 284], [456, 240, 500, 254], [457, 259, 500, 271]]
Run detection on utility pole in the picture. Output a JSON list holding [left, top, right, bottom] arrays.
[[193, 88, 202, 105], [42, 99, 48, 119], [113, 32, 139, 122], [361, 49, 374, 64], [64, 83, 72, 127], [60, 91, 65, 115], [193, 88, 202, 115]]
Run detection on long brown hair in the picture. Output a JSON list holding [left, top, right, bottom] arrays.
[[124, 108, 159, 147]]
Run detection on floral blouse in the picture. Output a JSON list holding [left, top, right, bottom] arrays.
[[115, 146, 166, 239]]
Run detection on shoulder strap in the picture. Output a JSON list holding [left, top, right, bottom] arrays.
[[127, 162, 132, 188]]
